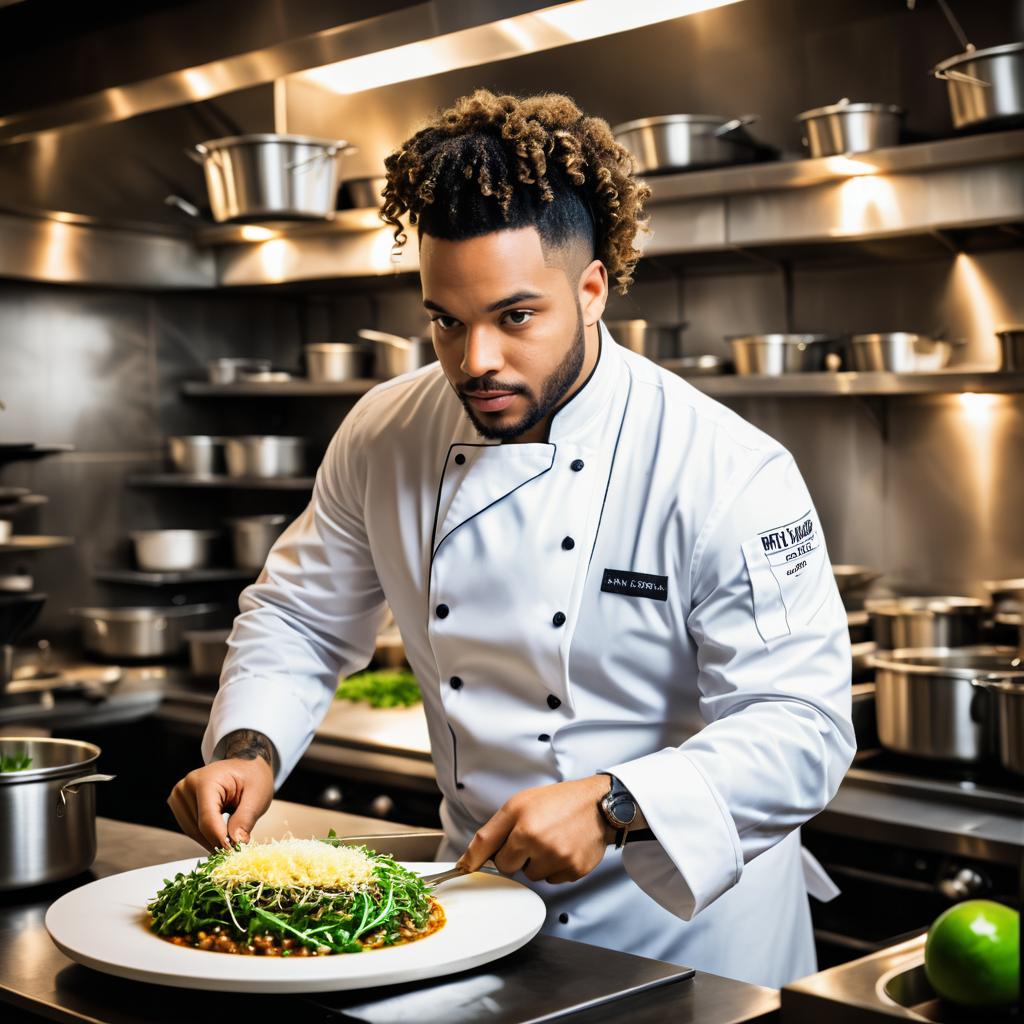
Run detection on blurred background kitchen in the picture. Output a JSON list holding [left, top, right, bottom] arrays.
[[1, 0, 1022, 994]]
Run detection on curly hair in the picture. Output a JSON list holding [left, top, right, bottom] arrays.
[[379, 89, 652, 295]]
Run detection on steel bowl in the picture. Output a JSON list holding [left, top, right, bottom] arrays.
[[848, 333, 956, 373], [70, 604, 219, 660], [611, 114, 767, 173], [224, 436, 304, 479], [207, 358, 272, 384], [865, 596, 988, 649], [184, 629, 231, 679], [604, 320, 687, 360], [933, 42, 1024, 130], [167, 435, 227, 477], [130, 529, 218, 572], [871, 646, 1022, 764], [191, 133, 358, 222], [797, 99, 903, 157], [227, 514, 289, 569], [304, 343, 373, 382], [728, 334, 840, 375], [995, 325, 1024, 371], [0, 737, 115, 890]]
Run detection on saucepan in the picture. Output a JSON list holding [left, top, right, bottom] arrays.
[[224, 436, 305, 479], [304, 344, 374, 383], [604, 320, 688, 360], [168, 436, 227, 477], [70, 604, 219, 660], [0, 737, 115, 889], [611, 114, 776, 172], [728, 334, 841, 375], [865, 596, 988, 649], [932, 43, 1024, 130], [358, 329, 437, 379], [797, 99, 903, 157], [847, 333, 962, 373]]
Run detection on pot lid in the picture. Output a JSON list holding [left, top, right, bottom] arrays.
[[611, 114, 736, 134], [934, 41, 1024, 73], [196, 133, 352, 151], [797, 98, 903, 120]]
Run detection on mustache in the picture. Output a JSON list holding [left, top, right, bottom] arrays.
[[458, 379, 528, 397]]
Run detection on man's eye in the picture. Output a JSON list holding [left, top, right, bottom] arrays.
[[431, 316, 459, 331], [504, 310, 533, 326]]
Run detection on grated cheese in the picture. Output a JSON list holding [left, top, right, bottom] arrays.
[[210, 839, 376, 891]]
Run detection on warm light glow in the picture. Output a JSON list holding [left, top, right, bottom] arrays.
[[830, 174, 899, 236], [823, 155, 879, 177], [958, 392, 998, 421], [297, 0, 744, 96], [255, 238, 292, 283], [945, 254, 1008, 367], [238, 225, 278, 242]]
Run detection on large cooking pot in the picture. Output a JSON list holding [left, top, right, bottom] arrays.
[[847, 333, 960, 373], [973, 677, 1024, 775], [604, 320, 687, 360], [728, 334, 840, 375], [227, 514, 288, 570], [611, 114, 773, 173], [871, 646, 1022, 763], [865, 597, 987, 649], [995, 326, 1024, 371], [0, 737, 115, 890], [932, 42, 1024, 130], [224, 436, 304, 479], [131, 529, 218, 572], [189, 134, 359, 222], [70, 604, 218, 660], [797, 99, 903, 157], [304, 343, 373, 383], [358, 329, 437, 379]]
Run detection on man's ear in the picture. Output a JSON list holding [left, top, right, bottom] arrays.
[[579, 258, 608, 326]]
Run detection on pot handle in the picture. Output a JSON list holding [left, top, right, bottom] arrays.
[[58, 773, 117, 816], [286, 141, 360, 172], [714, 115, 758, 138], [186, 144, 209, 164], [933, 66, 991, 87]]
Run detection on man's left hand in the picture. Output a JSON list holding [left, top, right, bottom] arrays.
[[456, 775, 614, 884]]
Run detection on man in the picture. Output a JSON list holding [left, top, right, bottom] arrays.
[[170, 89, 855, 989]]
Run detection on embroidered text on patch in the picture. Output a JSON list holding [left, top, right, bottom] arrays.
[[757, 510, 820, 581], [601, 569, 669, 602]]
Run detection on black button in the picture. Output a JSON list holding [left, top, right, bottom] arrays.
[[552, 611, 566, 627], [450, 676, 463, 690], [558, 912, 569, 925], [570, 459, 585, 472], [537, 733, 551, 742], [436, 603, 450, 619], [561, 536, 575, 551], [454, 453, 466, 465], [547, 695, 561, 710], [456, 782, 465, 790]]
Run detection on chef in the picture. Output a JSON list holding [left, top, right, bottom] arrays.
[[170, 88, 855, 989]]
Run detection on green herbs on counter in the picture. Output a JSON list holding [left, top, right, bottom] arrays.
[[336, 668, 421, 708]]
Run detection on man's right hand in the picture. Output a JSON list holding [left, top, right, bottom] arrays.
[[167, 730, 275, 851]]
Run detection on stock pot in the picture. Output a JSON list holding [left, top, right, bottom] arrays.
[[0, 737, 114, 890], [797, 99, 903, 157], [932, 43, 1024, 130], [611, 114, 771, 172], [865, 596, 986, 648]]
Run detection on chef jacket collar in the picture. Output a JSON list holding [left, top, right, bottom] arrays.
[[545, 319, 622, 445]]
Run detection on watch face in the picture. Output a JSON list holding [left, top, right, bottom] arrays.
[[605, 795, 637, 828]]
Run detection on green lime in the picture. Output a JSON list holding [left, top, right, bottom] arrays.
[[924, 899, 1020, 1008]]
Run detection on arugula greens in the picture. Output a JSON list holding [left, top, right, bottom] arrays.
[[0, 752, 31, 773], [336, 668, 421, 709], [147, 831, 434, 955]]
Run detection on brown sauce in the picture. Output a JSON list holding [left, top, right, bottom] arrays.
[[156, 897, 445, 956]]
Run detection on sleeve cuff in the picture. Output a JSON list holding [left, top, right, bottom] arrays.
[[607, 748, 743, 920], [201, 675, 319, 789]]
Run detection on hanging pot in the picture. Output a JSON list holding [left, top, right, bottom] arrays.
[[932, 42, 1024, 130]]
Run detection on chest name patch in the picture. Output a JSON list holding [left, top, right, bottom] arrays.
[[601, 569, 669, 602]]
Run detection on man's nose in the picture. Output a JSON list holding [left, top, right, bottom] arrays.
[[460, 327, 504, 379]]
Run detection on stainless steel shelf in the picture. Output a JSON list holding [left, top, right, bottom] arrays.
[[95, 567, 256, 586], [0, 443, 75, 464], [182, 379, 378, 397], [129, 474, 314, 490], [0, 535, 75, 553], [670, 368, 1024, 398]]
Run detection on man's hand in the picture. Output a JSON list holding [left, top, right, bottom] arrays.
[[167, 730, 275, 851], [456, 775, 614, 884]]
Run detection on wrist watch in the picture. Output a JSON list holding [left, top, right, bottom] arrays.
[[596, 772, 654, 849]]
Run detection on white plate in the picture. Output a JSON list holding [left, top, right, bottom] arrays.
[[46, 860, 546, 993]]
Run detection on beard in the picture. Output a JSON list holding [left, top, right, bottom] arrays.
[[458, 306, 586, 441]]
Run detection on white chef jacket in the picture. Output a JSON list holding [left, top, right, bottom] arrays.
[[202, 321, 855, 989]]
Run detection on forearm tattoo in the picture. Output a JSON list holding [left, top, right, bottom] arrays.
[[224, 729, 274, 768]]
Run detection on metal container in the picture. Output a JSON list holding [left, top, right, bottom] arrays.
[[832, 565, 882, 609], [190, 134, 358, 222], [207, 358, 271, 384], [611, 114, 767, 173], [848, 333, 957, 373], [184, 629, 231, 679], [932, 42, 1024, 130], [727, 334, 839, 375], [871, 646, 1021, 763], [130, 529, 218, 572], [865, 596, 987, 649], [797, 99, 903, 157], [70, 604, 218, 660], [224, 436, 304, 479], [227, 514, 288, 569], [167, 435, 227, 477], [0, 737, 115, 890], [358, 329, 437, 379], [339, 176, 387, 209], [975, 678, 1024, 774], [304, 343, 373, 382], [995, 325, 1024, 371], [604, 320, 687, 360]]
